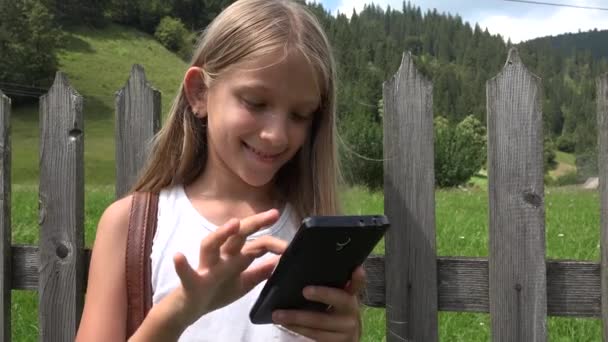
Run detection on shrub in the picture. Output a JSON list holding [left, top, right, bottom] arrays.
[[339, 111, 383, 189], [554, 170, 579, 186], [556, 134, 576, 153], [155, 16, 189, 53], [544, 137, 557, 172], [434, 115, 486, 187], [575, 149, 598, 181]]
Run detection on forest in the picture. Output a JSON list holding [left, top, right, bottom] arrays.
[[1, 0, 607, 187]]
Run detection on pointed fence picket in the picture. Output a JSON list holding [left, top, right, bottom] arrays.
[[0, 53, 606, 341]]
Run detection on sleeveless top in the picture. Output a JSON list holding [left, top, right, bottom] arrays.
[[150, 185, 312, 341]]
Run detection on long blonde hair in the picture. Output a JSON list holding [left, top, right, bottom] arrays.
[[131, 0, 341, 218]]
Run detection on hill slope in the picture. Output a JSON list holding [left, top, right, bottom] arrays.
[[524, 29, 608, 60], [13, 24, 188, 184]]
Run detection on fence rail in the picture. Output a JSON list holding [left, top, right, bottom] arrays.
[[0, 49, 606, 341]]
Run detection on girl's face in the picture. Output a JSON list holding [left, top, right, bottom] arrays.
[[203, 50, 320, 188]]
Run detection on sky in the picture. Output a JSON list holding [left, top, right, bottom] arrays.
[[319, 0, 608, 43]]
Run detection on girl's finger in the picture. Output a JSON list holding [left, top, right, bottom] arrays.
[[240, 255, 280, 292], [199, 218, 239, 268], [238, 209, 280, 236], [173, 252, 198, 290], [273, 309, 355, 333], [302, 286, 358, 314], [346, 265, 367, 296], [241, 236, 288, 256], [222, 210, 280, 255]]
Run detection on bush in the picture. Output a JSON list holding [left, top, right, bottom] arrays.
[[544, 137, 557, 171], [155, 16, 189, 54], [434, 115, 486, 187], [575, 149, 598, 180], [555, 170, 579, 186], [556, 134, 576, 153], [339, 111, 383, 189]]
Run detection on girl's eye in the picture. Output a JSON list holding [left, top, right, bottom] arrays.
[[290, 112, 312, 122], [242, 98, 265, 111]]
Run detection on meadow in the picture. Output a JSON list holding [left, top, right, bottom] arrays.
[[8, 24, 603, 341], [10, 185, 602, 341]]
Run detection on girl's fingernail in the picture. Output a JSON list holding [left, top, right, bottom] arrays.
[[303, 286, 315, 298]]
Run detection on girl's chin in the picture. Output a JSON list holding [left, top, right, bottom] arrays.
[[238, 171, 277, 188]]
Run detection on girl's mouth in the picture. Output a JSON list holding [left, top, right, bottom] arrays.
[[243, 142, 282, 162]]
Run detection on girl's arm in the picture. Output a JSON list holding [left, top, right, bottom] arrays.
[[75, 196, 132, 341], [76, 196, 288, 342]]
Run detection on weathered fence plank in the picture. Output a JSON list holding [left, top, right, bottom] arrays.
[[487, 48, 547, 341], [599, 73, 608, 340], [0, 90, 10, 341], [39, 73, 85, 342], [12, 249, 603, 317], [115, 64, 161, 198], [383, 52, 437, 341], [364, 256, 600, 317]]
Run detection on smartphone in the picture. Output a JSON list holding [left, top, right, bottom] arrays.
[[249, 215, 389, 324]]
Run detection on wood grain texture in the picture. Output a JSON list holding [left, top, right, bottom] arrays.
[[10, 250, 601, 317], [598, 73, 608, 340], [9, 249, 601, 317], [0, 90, 10, 341], [115, 65, 161, 198], [383, 52, 438, 342], [363, 257, 600, 317], [486, 48, 547, 341], [39, 73, 85, 342]]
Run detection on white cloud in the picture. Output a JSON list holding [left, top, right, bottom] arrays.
[[332, 0, 608, 43], [479, 6, 608, 43]]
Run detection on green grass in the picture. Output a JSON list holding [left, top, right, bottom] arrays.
[[555, 151, 576, 166], [342, 185, 601, 341], [10, 185, 602, 341], [12, 24, 187, 185]]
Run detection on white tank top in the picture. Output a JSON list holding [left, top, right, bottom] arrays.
[[150, 185, 311, 341]]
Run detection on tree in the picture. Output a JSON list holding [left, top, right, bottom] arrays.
[[0, 0, 61, 101]]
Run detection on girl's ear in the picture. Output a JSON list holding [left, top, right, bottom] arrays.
[[183, 67, 208, 118]]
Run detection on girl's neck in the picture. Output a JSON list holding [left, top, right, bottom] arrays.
[[187, 163, 279, 211]]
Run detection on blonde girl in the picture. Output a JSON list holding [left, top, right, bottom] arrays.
[[76, 0, 365, 341]]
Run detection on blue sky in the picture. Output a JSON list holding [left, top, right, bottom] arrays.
[[318, 0, 608, 43]]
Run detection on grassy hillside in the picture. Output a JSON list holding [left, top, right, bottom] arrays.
[[12, 24, 188, 185]]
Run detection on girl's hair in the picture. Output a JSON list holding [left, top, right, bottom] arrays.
[[131, 0, 341, 219]]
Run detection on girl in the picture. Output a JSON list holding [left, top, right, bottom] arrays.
[[76, 0, 365, 341]]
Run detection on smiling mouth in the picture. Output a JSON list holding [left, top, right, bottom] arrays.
[[243, 142, 283, 160]]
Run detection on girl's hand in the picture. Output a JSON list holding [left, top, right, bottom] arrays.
[[171, 209, 287, 327], [272, 266, 366, 342]]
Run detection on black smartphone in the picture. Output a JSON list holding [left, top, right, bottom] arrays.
[[249, 215, 389, 324]]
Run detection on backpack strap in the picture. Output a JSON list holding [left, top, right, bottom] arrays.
[[126, 191, 159, 338]]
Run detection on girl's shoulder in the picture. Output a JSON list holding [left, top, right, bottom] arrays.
[[99, 195, 133, 237]]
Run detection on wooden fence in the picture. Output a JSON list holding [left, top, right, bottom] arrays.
[[0, 48, 605, 341]]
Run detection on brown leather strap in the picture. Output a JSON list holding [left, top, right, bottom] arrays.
[[126, 191, 159, 338]]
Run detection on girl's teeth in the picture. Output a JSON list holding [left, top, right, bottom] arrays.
[[247, 144, 275, 158]]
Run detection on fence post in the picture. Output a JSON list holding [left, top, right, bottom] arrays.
[[598, 73, 608, 341], [383, 52, 437, 341], [487, 48, 547, 341], [0, 90, 10, 341], [39, 72, 85, 341], [115, 64, 161, 198]]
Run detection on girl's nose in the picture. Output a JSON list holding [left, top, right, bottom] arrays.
[[259, 115, 288, 148]]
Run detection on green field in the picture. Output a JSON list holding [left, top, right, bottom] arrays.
[[11, 185, 602, 341], [12, 24, 187, 185]]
